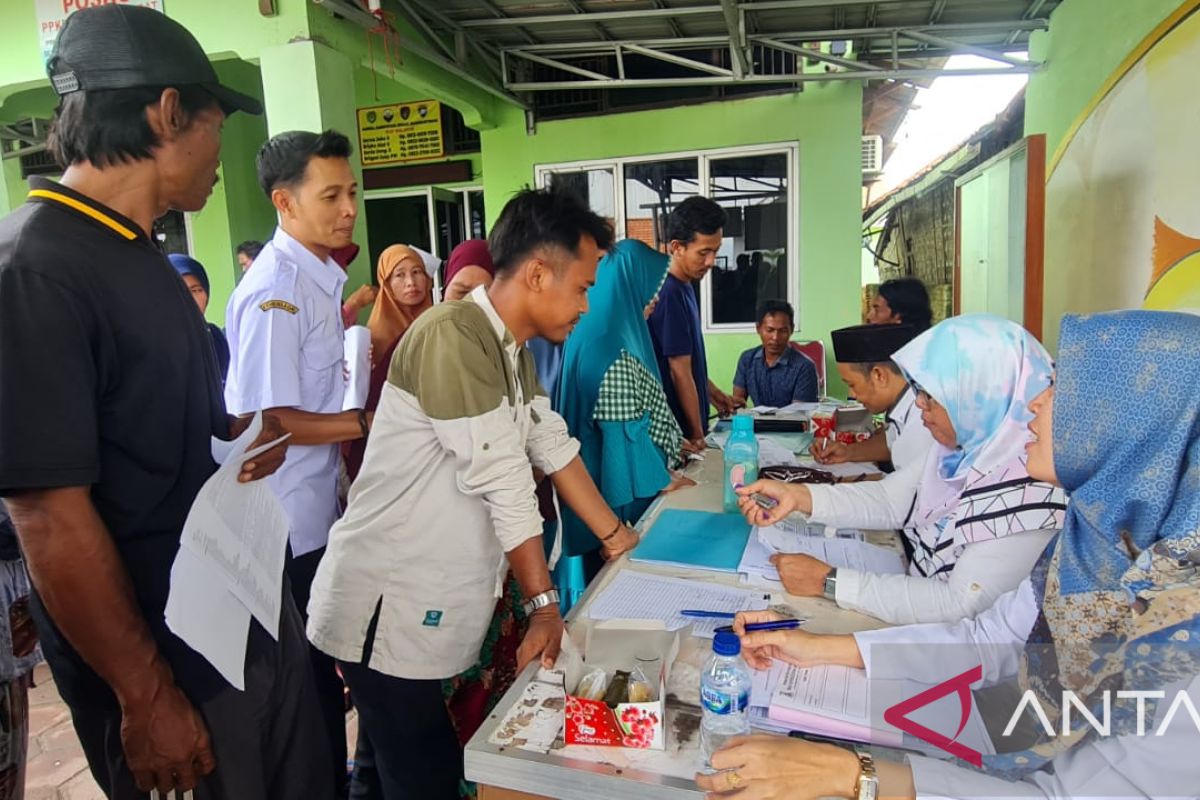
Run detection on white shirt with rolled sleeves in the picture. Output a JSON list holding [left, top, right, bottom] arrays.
[[306, 286, 579, 679], [223, 227, 347, 557], [853, 581, 1200, 799]]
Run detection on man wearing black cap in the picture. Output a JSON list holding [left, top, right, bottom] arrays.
[[0, 7, 332, 799], [811, 323, 933, 472]]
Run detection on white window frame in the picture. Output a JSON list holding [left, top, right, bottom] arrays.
[[535, 142, 799, 333]]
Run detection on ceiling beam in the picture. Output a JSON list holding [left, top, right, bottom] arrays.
[[720, 0, 750, 78], [757, 37, 883, 71], [505, 63, 1036, 92], [507, 50, 612, 81], [623, 43, 735, 77], [392, 0, 459, 64], [1008, 0, 1049, 44], [904, 29, 1030, 66], [460, 5, 721, 28], [502, 20, 1047, 54], [310, 0, 525, 107]]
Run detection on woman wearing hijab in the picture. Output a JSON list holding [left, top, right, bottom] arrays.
[[442, 239, 496, 301], [555, 239, 695, 607], [741, 315, 1067, 624], [342, 245, 435, 484], [703, 310, 1200, 800], [168, 253, 231, 380]]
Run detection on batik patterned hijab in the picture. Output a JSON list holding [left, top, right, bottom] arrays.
[[987, 310, 1200, 777]]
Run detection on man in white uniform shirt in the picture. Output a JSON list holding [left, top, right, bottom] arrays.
[[224, 129, 371, 797], [811, 323, 930, 470]]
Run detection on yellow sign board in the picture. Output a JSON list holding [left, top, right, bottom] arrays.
[[357, 101, 445, 167]]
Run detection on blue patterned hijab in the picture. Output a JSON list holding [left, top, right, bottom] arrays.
[[987, 310, 1200, 776], [893, 314, 1054, 524]]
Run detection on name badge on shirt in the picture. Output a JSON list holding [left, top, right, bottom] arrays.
[[422, 610, 444, 627], [259, 299, 299, 314]]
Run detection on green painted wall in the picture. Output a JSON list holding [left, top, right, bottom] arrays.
[[1026, 0, 1187, 158], [480, 86, 864, 396], [189, 60, 275, 327]]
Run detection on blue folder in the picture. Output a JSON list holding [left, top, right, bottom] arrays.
[[631, 509, 753, 572]]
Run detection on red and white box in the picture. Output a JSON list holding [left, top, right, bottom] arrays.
[[564, 625, 681, 750]]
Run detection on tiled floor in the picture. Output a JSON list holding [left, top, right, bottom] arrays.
[[23, 663, 359, 799]]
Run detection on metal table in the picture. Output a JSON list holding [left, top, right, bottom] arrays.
[[466, 451, 898, 800]]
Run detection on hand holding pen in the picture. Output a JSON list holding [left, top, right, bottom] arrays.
[[733, 610, 865, 671]]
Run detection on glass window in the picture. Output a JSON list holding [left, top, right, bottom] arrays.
[[548, 169, 616, 231], [466, 190, 486, 240], [707, 153, 789, 326], [623, 159, 699, 250]]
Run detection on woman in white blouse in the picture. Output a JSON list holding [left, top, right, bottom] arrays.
[[741, 315, 1067, 625], [699, 310, 1200, 800]]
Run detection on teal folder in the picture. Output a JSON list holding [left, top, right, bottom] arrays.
[[631, 509, 752, 573]]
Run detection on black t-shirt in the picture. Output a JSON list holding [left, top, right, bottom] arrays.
[[0, 178, 235, 704]]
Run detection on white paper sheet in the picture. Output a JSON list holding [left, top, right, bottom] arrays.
[[750, 524, 905, 577], [757, 437, 798, 468], [179, 413, 291, 637], [342, 326, 371, 411], [164, 547, 251, 690], [779, 402, 821, 414], [587, 571, 770, 639]]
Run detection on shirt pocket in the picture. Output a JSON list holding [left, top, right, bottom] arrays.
[[300, 333, 344, 405]]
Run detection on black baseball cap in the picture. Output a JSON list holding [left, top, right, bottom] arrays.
[[47, 5, 262, 116]]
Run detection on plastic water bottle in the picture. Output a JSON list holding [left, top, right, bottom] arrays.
[[722, 414, 759, 512], [700, 630, 752, 767]]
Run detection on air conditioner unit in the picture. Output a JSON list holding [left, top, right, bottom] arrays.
[[861, 135, 884, 176]]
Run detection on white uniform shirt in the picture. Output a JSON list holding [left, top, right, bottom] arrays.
[[307, 286, 579, 679], [884, 385, 932, 472], [854, 582, 1200, 799], [224, 228, 347, 557]]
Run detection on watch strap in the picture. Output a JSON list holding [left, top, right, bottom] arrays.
[[854, 749, 878, 800], [823, 567, 839, 601], [522, 588, 560, 616]]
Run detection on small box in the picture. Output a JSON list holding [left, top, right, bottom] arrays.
[[563, 625, 680, 750]]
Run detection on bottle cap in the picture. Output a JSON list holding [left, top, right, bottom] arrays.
[[732, 414, 754, 434], [713, 630, 741, 657]]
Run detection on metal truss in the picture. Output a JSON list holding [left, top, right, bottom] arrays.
[[497, 20, 1045, 92], [0, 119, 48, 161], [316, 0, 1049, 97]]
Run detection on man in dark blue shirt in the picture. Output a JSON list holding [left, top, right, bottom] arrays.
[[648, 197, 739, 446], [733, 300, 818, 407]]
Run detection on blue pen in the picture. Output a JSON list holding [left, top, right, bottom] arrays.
[[680, 609, 738, 619], [714, 619, 805, 634]]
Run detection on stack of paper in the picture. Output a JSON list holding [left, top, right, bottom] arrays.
[[768, 663, 904, 746], [631, 510, 752, 573], [587, 571, 769, 638], [738, 524, 906, 583], [764, 662, 996, 757]]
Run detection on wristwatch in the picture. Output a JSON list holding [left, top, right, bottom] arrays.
[[522, 589, 560, 616], [853, 749, 878, 800], [823, 567, 839, 601]]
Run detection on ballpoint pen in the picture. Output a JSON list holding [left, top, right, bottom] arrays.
[[714, 619, 805, 633]]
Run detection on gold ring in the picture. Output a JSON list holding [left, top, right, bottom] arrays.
[[726, 770, 742, 789]]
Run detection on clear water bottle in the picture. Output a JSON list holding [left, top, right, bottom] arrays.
[[700, 630, 752, 767], [722, 414, 759, 512]]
